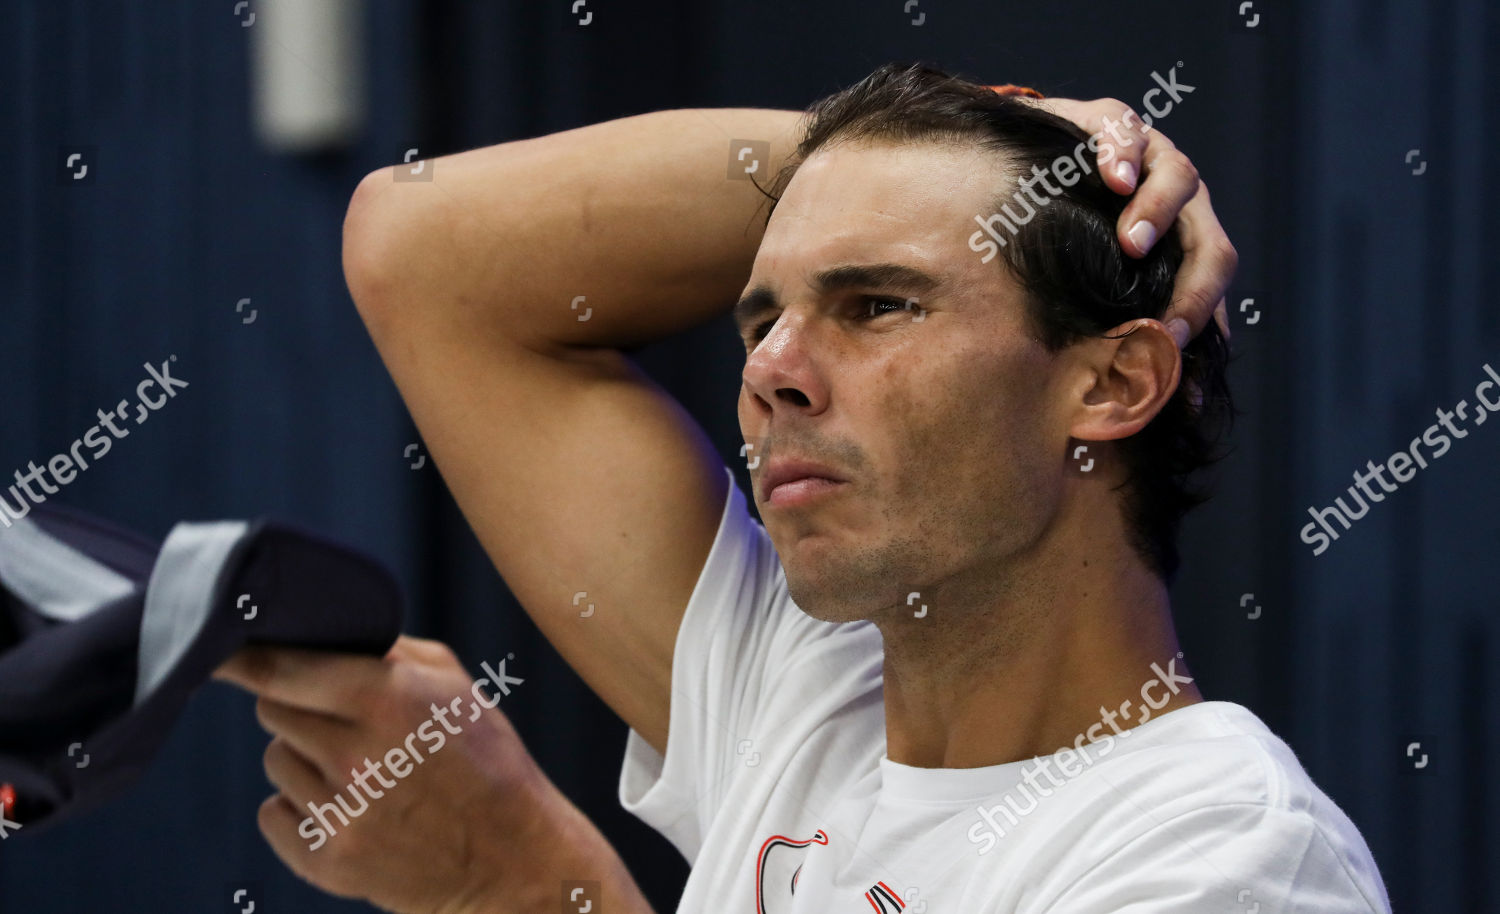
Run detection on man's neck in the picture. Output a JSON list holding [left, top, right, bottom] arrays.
[[873, 523, 1201, 770]]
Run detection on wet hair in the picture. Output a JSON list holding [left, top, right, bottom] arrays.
[[756, 61, 1236, 583]]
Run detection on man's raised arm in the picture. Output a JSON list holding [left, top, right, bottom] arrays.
[[344, 108, 803, 353], [341, 108, 803, 755]]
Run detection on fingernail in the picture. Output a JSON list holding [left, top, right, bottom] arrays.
[[1167, 317, 1190, 349], [1127, 220, 1156, 252], [1115, 160, 1137, 190]]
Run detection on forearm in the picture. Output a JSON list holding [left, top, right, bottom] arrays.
[[343, 107, 803, 353]]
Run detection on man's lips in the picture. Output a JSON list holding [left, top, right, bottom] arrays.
[[765, 476, 845, 509], [760, 458, 847, 503]]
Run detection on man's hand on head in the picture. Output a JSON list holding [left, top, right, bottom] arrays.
[[212, 635, 653, 914], [1015, 94, 1239, 349]]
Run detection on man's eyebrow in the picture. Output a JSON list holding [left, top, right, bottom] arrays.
[[732, 286, 778, 334], [811, 262, 943, 296], [731, 262, 944, 333]]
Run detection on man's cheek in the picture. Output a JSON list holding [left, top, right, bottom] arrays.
[[882, 381, 962, 495]]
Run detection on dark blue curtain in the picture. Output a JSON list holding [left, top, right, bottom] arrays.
[[1, 1, 1493, 911]]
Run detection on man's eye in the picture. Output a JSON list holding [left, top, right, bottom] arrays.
[[858, 297, 912, 320], [745, 298, 915, 345]]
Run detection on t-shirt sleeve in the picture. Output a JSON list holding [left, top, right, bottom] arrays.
[[1035, 803, 1391, 914], [616, 464, 812, 862]]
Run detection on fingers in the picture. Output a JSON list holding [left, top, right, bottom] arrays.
[[1031, 97, 1186, 254], [384, 634, 459, 667], [256, 795, 367, 902], [255, 795, 332, 888], [257, 794, 308, 854], [1094, 102, 1153, 196], [1116, 144, 1199, 257], [1016, 95, 1238, 348], [1161, 183, 1238, 344], [1071, 98, 1154, 194], [1033, 96, 1149, 194], [256, 697, 361, 781], [264, 736, 333, 808], [214, 645, 388, 719], [1085, 104, 1235, 345]]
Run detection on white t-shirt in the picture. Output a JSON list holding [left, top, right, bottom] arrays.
[[618, 466, 1391, 913]]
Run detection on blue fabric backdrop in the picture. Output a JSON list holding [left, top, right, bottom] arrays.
[[0, 1, 1493, 911]]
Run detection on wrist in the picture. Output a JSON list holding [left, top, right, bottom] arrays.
[[526, 786, 650, 912], [449, 773, 650, 914]]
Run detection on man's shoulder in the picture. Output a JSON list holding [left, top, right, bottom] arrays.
[[1068, 701, 1357, 832], [1039, 701, 1389, 912], [1085, 701, 1303, 804]]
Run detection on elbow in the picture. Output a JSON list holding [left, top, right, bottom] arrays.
[[342, 167, 408, 328]]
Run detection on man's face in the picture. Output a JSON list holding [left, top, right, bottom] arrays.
[[735, 139, 1073, 623]]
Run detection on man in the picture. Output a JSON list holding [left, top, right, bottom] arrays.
[[216, 64, 1389, 912]]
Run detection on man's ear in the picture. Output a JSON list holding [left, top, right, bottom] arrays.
[[1067, 318, 1181, 442]]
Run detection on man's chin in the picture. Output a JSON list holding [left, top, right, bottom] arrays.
[[783, 574, 877, 624], [789, 598, 870, 625]]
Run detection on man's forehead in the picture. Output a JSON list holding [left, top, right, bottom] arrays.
[[751, 140, 1008, 292], [770, 139, 1003, 231]]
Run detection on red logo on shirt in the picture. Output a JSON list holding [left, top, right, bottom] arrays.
[[755, 829, 828, 913], [864, 881, 905, 912]]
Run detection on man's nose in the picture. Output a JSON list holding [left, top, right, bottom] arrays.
[[742, 314, 827, 413]]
